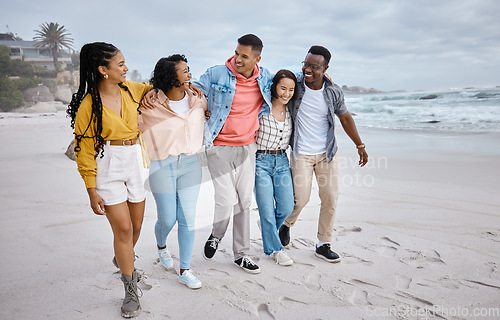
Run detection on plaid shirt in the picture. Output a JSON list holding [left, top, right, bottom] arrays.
[[255, 109, 292, 151]]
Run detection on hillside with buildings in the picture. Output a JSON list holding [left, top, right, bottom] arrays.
[[0, 30, 78, 112]]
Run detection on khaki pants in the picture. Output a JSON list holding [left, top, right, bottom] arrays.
[[284, 152, 339, 243], [206, 143, 257, 260]]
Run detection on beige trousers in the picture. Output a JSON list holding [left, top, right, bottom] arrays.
[[284, 152, 339, 242]]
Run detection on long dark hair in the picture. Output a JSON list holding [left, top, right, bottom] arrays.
[[67, 42, 119, 157]]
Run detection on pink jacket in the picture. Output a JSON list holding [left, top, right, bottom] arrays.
[[138, 89, 208, 161]]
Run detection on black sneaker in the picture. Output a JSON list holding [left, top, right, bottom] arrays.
[[278, 224, 290, 248], [203, 234, 220, 260], [234, 257, 261, 274], [315, 243, 341, 263]]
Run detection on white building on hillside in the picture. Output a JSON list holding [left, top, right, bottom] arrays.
[[0, 33, 72, 71]]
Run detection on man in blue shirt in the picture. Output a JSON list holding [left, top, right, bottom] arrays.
[[279, 45, 368, 263]]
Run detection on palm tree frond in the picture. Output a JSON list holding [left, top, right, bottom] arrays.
[[32, 22, 75, 71]]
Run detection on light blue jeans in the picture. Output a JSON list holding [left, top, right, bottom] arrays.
[[148, 154, 201, 269], [254, 152, 294, 255]]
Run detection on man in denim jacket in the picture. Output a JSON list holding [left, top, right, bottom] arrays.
[[193, 34, 273, 273]]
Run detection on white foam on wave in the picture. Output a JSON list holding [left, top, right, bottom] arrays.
[[346, 87, 500, 132]]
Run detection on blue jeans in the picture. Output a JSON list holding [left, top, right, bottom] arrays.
[[148, 154, 201, 269], [254, 152, 294, 255]]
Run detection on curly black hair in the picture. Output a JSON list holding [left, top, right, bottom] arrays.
[[66, 42, 119, 158], [150, 54, 188, 93], [271, 69, 299, 101], [308, 45, 331, 66]]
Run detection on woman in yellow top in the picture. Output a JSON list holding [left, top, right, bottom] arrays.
[[67, 42, 152, 318]]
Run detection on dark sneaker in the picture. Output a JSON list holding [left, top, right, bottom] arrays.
[[315, 243, 341, 263], [203, 234, 220, 260], [234, 257, 261, 274], [278, 224, 290, 248]]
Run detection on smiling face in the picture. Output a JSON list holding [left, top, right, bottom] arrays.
[[99, 51, 128, 83], [274, 77, 296, 105], [174, 60, 191, 89], [234, 44, 261, 78], [302, 53, 329, 89]]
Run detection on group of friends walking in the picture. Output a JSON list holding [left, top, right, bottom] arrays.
[[67, 34, 368, 318]]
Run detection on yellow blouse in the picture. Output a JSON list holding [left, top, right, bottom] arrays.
[[74, 81, 153, 189]]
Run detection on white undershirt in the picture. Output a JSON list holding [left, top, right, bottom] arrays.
[[276, 121, 285, 130], [296, 83, 329, 155], [168, 92, 190, 116]]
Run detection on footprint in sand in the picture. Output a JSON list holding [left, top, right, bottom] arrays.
[[380, 236, 400, 247], [337, 225, 363, 236], [278, 296, 308, 306], [213, 248, 234, 260], [204, 268, 230, 279], [396, 274, 412, 290], [375, 245, 398, 258], [303, 272, 322, 291], [401, 248, 445, 266], [242, 279, 266, 292], [340, 253, 373, 265], [217, 284, 238, 295], [257, 303, 275, 320], [374, 236, 400, 258], [290, 237, 316, 249], [347, 288, 370, 306]]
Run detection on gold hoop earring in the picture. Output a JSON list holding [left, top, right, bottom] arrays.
[[103, 74, 108, 79]]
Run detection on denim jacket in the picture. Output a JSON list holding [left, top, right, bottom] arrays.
[[193, 62, 273, 147], [289, 74, 348, 162]]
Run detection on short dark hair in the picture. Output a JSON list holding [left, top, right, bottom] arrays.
[[150, 54, 188, 93], [308, 45, 331, 66], [237, 34, 263, 53], [271, 69, 299, 101]]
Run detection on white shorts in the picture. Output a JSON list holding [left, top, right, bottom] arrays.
[[95, 142, 148, 206]]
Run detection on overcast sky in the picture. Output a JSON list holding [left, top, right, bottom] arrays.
[[2, 0, 499, 91]]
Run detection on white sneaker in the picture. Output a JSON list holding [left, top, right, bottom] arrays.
[[178, 270, 202, 289], [158, 248, 174, 270], [273, 250, 293, 266]]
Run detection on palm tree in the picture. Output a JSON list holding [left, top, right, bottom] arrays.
[[33, 22, 74, 71]]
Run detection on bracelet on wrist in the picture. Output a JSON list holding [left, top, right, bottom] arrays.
[[356, 143, 365, 149]]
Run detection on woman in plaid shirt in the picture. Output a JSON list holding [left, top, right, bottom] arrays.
[[254, 70, 298, 266]]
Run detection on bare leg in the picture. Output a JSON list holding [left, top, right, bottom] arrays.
[[105, 202, 135, 276], [127, 200, 145, 247]]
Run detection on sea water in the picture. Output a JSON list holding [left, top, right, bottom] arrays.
[[345, 87, 500, 133]]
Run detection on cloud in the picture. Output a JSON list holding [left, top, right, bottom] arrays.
[[2, 0, 499, 91]]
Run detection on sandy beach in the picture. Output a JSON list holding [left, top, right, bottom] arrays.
[[1, 110, 499, 320]]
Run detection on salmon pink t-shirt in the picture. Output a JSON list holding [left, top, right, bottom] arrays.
[[213, 57, 264, 146]]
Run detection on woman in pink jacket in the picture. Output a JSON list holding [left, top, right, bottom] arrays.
[[138, 54, 207, 289]]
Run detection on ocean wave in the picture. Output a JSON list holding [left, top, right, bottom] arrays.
[[345, 87, 500, 133]]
